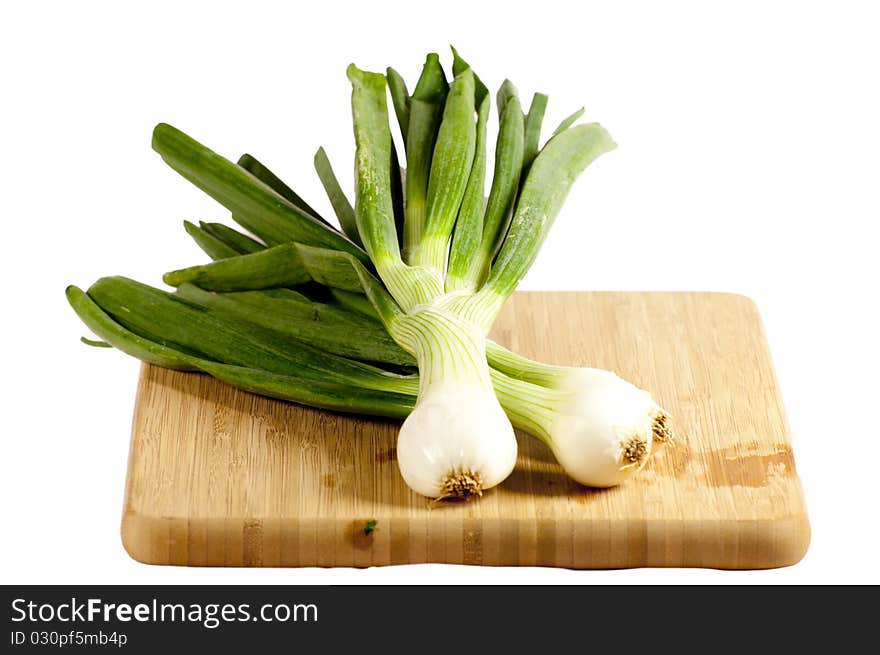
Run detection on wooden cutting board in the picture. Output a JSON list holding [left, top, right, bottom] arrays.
[[121, 291, 809, 569]]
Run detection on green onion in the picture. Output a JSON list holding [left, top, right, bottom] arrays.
[[345, 62, 519, 497], [71, 51, 671, 498]]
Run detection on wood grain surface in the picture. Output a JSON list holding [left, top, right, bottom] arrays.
[[121, 291, 809, 569]]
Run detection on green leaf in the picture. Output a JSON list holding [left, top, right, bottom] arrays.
[[80, 336, 112, 348], [473, 83, 525, 282], [87, 276, 415, 393], [522, 92, 549, 172], [199, 222, 265, 254], [483, 123, 617, 303], [415, 68, 477, 272], [183, 220, 240, 260], [314, 147, 362, 246], [386, 67, 410, 142], [151, 123, 369, 264], [163, 243, 312, 291], [450, 45, 488, 107], [445, 95, 489, 291], [551, 107, 586, 137], [401, 54, 449, 262], [347, 65, 404, 268], [237, 153, 328, 225], [66, 285, 414, 418]]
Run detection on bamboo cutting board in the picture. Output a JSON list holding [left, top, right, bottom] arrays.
[[121, 292, 809, 569]]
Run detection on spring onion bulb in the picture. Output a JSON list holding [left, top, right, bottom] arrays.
[[534, 368, 670, 487], [492, 352, 674, 486], [397, 383, 517, 498], [393, 306, 517, 498]]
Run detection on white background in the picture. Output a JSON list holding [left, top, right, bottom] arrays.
[[2, 0, 878, 584]]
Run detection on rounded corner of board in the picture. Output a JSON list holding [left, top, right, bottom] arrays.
[[764, 512, 812, 569], [708, 291, 761, 313], [120, 509, 163, 566], [723, 512, 812, 570]]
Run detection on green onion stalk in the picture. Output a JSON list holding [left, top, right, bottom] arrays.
[[69, 49, 672, 499]]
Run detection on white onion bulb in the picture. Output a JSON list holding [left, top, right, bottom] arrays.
[[396, 384, 518, 499], [546, 368, 670, 488]]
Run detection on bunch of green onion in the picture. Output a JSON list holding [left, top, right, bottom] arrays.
[[67, 49, 672, 500]]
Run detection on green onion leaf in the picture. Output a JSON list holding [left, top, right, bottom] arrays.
[[386, 67, 410, 143], [163, 243, 311, 291], [415, 68, 477, 273], [87, 276, 415, 393], [481, 123, 617, 305], [176, 284, 414, 367], [390, 141, 405, 246], [151, 123, 369, 264], [522, 92, 549, 173], [237, 153, 328, 225], [551, 107, 586, 137], [328, 288, 382, 319], [313, 146, 362, 246], [66, 285, 413, 418], [401, 54, 448, 262], [450, 46, 488, 107], [471, 81, 525, 284], [183, 220, 240, 260], [80, 336, 112, 348], [445, 94, 489, 291], [199, 221, 265, 254], [347, 65, 404, 269]]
